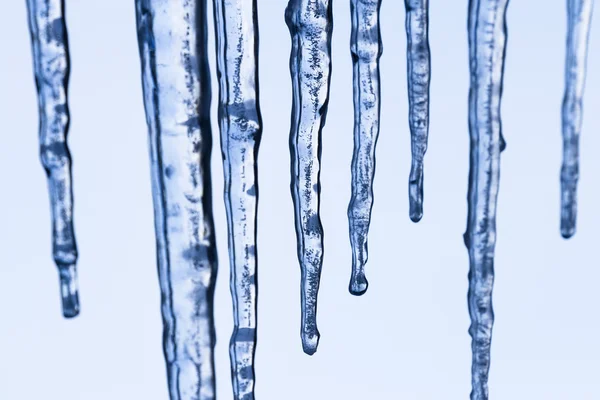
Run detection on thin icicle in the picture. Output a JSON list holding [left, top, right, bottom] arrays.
[[560, 0, 594, 239], [465, 0, 509, 399], [405, 0, 431, 222], [26, 0, 79, 318], [285, 0, 333, 355], [347, 0, 382, 296], [213, 0, 262, 398], [135, 1, 218, 399]]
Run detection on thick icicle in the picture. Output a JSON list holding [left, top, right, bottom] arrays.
[[135, 1, 218, 399], [285, 0, 333, 355], [347, 0, 382, 296], [560, 0, 594, 239], [465, 1, 509, 399], [26, 0, 79, 318], [213, 0, 262, 398], [405, 0, 431, 222]]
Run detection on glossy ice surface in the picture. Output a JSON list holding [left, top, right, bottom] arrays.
[[465, 0, 509, 399], [26, 0, 79, 318], [561, 0, 594, 238], [405, 0, 431, 223], [347, 0, 383, 296], [285, 0, 333, 356], [213, 0, 262, 398], [135, 0, 218, 398]]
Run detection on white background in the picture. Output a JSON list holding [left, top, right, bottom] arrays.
[[1, 1, 599, 399]]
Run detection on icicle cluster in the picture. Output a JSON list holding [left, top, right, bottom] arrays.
[[19, 1, 598, 399], [26, 0, 80, 318]]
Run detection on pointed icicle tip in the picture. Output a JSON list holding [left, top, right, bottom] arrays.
[[561, 220, 576, 239], [59, 264, 80, 318], [349, 271, 369, 296], [302, 330, 321, 356], [409, 177, 424, 223]]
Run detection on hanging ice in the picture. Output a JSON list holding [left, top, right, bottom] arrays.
[[213, 0, 262, 398], [26, 0, 80, 318], [347, 0, 382, 296], [465, 0, 509, 399], [405, 0, 431, 222], [285, 0, 333, 355], [135, 1, 218, 398], [560, 0, 594, 238]]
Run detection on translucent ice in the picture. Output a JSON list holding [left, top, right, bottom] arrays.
[[560, 0, 594, 238], [465, 0, 509, 399], [213, 0, 262, 398], [26, 0, 80, 318], [135, 0, 218, 398], [285, 0, 333, 355], [347, 0, 383, 296]]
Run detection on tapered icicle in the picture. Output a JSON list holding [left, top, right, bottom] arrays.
[[347, 0, 383, 296], [213, 0, 262, 398], [560, 0, 594, 239], [26, 0, 79, 318], [405, 0, 431, 222], [135, 1, 218, 399], [285, 0, 333, 355], [465, 1, 509, 399]]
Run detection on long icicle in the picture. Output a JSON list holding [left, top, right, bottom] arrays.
[[405, 0, 431, 222], [135, 1, 218, 398], [213, 0, 262, 398], [465, 0, 509, 399], [560, 0, 594, 239], [285, 0, 333, 355], [347, 0, 383, 296], [26, 0, 80, 318]]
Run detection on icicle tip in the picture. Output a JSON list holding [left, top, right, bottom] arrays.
[[408, 178, 424, 223], [58, 264, 80, 318], [301, 330, 320, 356], [349, 271, 369, 296], [560, 220, 576, 239]]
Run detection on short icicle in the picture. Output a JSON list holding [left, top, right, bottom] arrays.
[[465, 0, 509, 399], [404, 0, 431, 222], [26, 0, 80, 318], [347, 0, 383, 296], [213, 0, 262, 398], [560, 0, 594, 239], [285, 0, 333, 355], [135, 1, 218, 399]]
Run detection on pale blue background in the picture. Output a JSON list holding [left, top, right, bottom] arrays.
[[0, 1, 599, 399]]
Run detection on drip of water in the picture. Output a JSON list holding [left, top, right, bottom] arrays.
[[347, 0, 383, 296], [405, 0, 431, 223], [561, 0, 594, 239], [465, 0, 509, 399], [213, 0, 262, 398], [26, 0, 80, 318], [285, 0, 333, 355], [135, 1, 218, 398]]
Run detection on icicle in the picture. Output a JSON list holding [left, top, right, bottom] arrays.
[[285, 0, 333, 355], [213, 0, 262, 398], [465, 0, 509, 399], [560, 0, 594, 239], [26, 0, 79, 318], [347, 0, 382, 296], [135, 1, 218, 399], [405, 0, 431, 222]]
